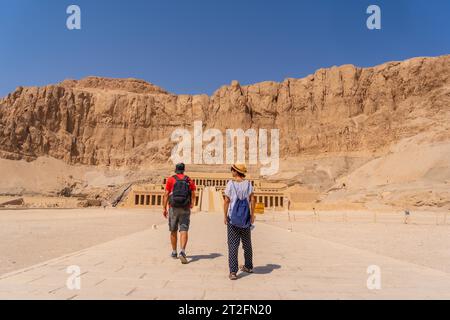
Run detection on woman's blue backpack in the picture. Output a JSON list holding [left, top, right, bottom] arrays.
[[230, 181, 251, 228]]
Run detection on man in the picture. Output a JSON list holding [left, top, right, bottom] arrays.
[[163, 163, 196, 264], [223, 164, 256, 280]]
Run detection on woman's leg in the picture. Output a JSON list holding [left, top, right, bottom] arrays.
[[241, 227, 253, 270], [227, 224, 241, 273]]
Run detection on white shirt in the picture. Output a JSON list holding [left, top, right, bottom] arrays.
[[224, 180, 253, 217]]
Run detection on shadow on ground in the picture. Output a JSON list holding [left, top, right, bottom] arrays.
[[189, 253, 222, 263], [239, 264, 282, 278]]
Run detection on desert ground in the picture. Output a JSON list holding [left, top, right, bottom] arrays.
[[0, 208, 165, 275], [0, 208, 449, 300]]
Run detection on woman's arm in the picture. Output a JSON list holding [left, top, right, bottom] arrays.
[[223, 196, 230, 225], [250, 193, 256, 224]]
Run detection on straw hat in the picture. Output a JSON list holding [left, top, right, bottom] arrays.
[[231, 164, 248, 176]]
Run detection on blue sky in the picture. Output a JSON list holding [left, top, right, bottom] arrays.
[[0, 0, 449, 97]]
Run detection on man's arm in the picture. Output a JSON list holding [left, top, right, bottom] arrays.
[[223, 196, 230, 225], [250, 193, 256, 224], [163, 190, 170, 218], [190, 190, 196, 209]]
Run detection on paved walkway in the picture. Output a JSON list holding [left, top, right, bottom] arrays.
[[1, 213, 450, 300]]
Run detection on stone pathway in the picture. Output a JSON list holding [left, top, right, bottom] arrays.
[[1, 213, 449, 300]]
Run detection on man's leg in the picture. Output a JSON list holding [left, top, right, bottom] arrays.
[[169, 208, 179, 256], [170, 231, 178, 251], [178, 231, 189, 264], [178, 209, 191, 251], [180, 231, 188, 251], [177, 209, 190, 264], [241, 227, 254, 270]]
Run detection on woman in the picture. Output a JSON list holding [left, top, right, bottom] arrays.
[[223, 164, 256, 280]]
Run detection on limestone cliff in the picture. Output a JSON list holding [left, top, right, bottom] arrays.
[[0, 55, 449, 167]]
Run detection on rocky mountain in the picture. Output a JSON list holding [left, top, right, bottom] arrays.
[[0, 55, 449, 168]]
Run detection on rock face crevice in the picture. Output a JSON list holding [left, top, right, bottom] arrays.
[[0, 56, 449, 167]]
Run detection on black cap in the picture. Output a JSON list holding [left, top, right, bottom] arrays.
[[175, 163, 185, 173]]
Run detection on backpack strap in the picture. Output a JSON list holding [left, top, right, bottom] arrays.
[[231, 181, 238, 198], [231, 181, 250, 201], [173, 175, 189, 182]]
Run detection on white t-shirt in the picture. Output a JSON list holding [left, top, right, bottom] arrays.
[[224, 180, 253, 217]]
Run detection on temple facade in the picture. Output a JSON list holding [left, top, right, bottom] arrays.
[[118, 172, 289, 213]]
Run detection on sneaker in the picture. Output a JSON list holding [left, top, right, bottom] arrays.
[[179, 251, 188, 264], [171, 252, 178, 259]]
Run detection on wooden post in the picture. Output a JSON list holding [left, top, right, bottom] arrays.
[[404, 210, 410, 225]]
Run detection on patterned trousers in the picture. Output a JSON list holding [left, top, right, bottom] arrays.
[[227, 223, 253, 273]]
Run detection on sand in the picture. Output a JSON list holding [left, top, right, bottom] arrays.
[[0, 208, 165, 275], [0, 210, 449, 299], [1, 208, 448, 277], [262, 210, 450, 273]]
